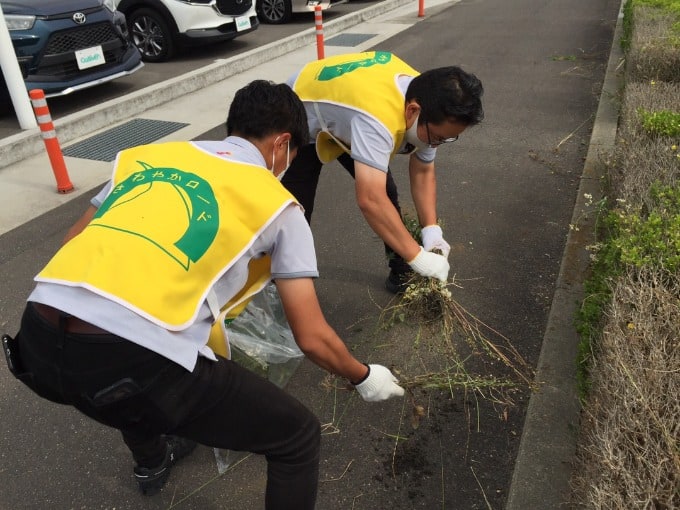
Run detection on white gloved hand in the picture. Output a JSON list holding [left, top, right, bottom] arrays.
[[354, 364, 405, 402], [421, 225, 451, 258], [408, 247, 450, 282]]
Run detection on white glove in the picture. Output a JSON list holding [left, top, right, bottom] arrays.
[[354, 364, 405, 402], [408, 247, 449, 282], [421, 225, 451, 258]]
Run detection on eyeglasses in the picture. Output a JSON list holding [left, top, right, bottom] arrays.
[[425, 121, 459, 147]]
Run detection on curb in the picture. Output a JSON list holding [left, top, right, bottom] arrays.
[[0, 0, 413, 172], [505, 1, 625, 509]]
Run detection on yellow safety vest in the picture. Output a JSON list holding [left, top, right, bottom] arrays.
[[36, 142, 296, 357], [293, 51, 419, 162]]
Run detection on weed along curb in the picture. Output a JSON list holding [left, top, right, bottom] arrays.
[[568, 0, 680, 506], [504, 0, 626, 508]]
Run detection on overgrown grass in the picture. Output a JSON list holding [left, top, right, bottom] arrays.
[[618, 0, 680, 52], [625, 0, 680, 82], [577, 5, 680, 392], [621, 0, 635, 51], [575, 184, 680, 398], [574, 199, 621, 399], [570, 0, 680, 507], [571, 269, 680, 509], [612, 184, 680, 271]]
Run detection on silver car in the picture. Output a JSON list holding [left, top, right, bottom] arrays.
[[256, 0, 331, 24]]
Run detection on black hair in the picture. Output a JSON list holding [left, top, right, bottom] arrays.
[[226, 80, 308, 150], [406, 66, 484, 126]]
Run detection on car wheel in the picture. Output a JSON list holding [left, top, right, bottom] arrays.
[[127, 7, 176, 62], [257, 0, 292, 24]]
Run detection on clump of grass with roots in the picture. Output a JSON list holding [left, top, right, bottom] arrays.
[[378, 214, 535, 420]]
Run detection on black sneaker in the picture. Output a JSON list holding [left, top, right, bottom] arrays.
[[134, 436, 197, 496], [385, 269, 412, 294]]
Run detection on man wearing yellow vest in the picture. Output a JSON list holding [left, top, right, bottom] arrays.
[[2, 80, 403, 509], [282, 51, 484, 293]]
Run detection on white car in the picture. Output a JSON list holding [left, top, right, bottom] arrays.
[[256, 0, 330, 25], [114, 0, 259, 62]]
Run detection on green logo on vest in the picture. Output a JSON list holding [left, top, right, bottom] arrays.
[[92, 161, 219, 270], [317, 51, 392, 81]]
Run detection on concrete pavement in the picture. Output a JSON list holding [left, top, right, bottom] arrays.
[[0, 0, 624, 508]]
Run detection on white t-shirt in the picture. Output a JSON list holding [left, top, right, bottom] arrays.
[[28, 138, 318, 371]]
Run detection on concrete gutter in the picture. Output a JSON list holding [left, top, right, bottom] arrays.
[[504, 1, 625, 508], [0, 0, 413, 171]]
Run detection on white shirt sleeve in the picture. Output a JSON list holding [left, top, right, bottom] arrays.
[[349, 113, 393, 172], [269, 204, 319, 279], [91, 181, 112, 208]]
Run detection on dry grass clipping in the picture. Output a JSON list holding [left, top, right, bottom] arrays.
[[570, 267, 680, 509], [379, 264, 535, 409]]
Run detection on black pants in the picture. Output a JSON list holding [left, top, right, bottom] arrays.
[[12, 303, 320, 509], [281, 144, 411, 274]]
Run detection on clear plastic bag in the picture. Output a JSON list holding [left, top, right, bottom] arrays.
[[227, 282, 304, 386], [213, 282, 304, 474]]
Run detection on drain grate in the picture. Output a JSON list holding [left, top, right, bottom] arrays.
[[325, 33, 376, 47], [63, 118, 189, 162]]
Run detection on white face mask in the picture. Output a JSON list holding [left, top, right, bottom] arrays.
[[404, 114, 429, 150], [270, 137, 291, 180], [277, 142, 291, 181]]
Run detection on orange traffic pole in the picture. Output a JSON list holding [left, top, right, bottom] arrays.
[[418, 0, 425, 17], [314, 5, 325, 60], [29, 89, 74, 194]]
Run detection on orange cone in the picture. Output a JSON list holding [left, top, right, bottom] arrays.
[[29, 89, 74, 194]]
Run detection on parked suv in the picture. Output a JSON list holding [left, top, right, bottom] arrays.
[[114, 0, 259, 62], [2, 0, 143, 99]]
